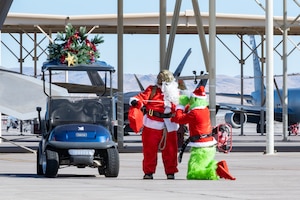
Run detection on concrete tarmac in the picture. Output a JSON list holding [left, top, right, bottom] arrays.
[[1, 123, 300, 199], [1, 151, 300, 199]]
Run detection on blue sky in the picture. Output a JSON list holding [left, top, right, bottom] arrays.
[[1, 0, 300, 77]]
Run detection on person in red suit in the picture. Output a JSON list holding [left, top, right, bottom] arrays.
[[129, 70, 179, 180]]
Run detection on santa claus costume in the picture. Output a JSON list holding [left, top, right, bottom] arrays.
[[172, 86, 235, 180], [129, 70, 179, 180]]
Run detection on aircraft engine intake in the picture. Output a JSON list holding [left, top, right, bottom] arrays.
[[224, 112, 247, 128]]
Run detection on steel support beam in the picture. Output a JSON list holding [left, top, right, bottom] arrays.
[[265, 0, 275, 154], [282, 0, 288, 141], [208, 0, 216, 126], [160, 0, 167, 71], [117, 0, 124, 148], [164, 0, 181, 70]]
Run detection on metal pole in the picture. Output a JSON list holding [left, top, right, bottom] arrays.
[[164, 0, 181, 70], [160, 0, 166, 71], [192, 0, 209, 72], [209, 0, 216, 126], [240, 35, 245, 136], [19, 33, 23, 74], [282, 0, 288, 141], [0, 31, 1, 143], [265, 0, 275, 154], [260, 35, 265, 135], [117, 0, 124, 148], [0, 113, 1, 143], [34, 32, 37, 77]]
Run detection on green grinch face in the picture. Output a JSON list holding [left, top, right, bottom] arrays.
[[189, 97, 208, 110], [179, 95, 190, 106]]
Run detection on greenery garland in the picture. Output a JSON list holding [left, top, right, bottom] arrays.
[[47, 23, 104, 66]]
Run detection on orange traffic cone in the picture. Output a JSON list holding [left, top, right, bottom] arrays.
[[216, 160, 236, 180]]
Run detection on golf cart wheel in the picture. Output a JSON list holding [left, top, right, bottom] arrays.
[[36, 147, 44, 175], [44, 149, 59, 178], [99, 148, 119, 178]]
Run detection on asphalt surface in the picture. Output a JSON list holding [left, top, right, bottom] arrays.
[[1, 123, 300, 199]]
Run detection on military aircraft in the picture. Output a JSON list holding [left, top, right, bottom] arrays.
[[219, 35, 300, 135]]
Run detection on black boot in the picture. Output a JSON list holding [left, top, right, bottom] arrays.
[[167, 174, 175, 179], [143, 174, 153, 179]]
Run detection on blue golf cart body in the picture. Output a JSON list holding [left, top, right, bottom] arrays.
[[35, 62, 119, 178]]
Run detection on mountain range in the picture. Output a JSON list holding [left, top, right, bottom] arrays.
[[14, 67, 300, 97]]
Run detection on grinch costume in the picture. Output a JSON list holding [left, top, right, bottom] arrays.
[[172, 86, 235, 180]]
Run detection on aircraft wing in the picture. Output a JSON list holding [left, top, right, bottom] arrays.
[[218, 102, 264, 114], [216, 93, 254, 103], [0, 0, 13, 30], [0, 67, 68, 120], [54, 82, 118, 94], [216, 91, 261, 115]]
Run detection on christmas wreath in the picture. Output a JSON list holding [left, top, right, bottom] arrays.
[[47, 23, 104, 66]]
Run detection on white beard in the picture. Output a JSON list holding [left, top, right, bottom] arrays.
[[161, 80, 179, 108]]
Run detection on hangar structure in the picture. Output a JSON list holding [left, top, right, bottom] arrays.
[[1, 4, 300, 77], [1, 0, 300, 153], [2, 10, 300, 34]]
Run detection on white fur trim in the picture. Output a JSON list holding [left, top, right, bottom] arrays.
[[190, 106, 207, 110], [176, 105, 185, 110], [188, 138, 217, 147], [163, 118, 179, 132], [191, 93, 206, 99], [144, 116, 165, 130], [164, 107, 171, 113], [143, 116, 178, 132], [129, 97, 139, 105]]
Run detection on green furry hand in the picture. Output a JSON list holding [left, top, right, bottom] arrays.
[[179, 95, 189, 106]]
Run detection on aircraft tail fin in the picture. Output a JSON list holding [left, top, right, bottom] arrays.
[[87, 71, 105, 86], [134, 74, 145, 91], [173, 48, 192, 79], [132, 48, 191, 92], [249, 35, 264, 92]]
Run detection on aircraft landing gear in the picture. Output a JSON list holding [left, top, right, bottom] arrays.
[[256, 121, 266, 135]]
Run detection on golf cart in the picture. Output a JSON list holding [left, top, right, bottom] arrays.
[[35, 63, 119, 178]]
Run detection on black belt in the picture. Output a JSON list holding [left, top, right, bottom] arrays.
[[189, 133, 213, 141], [178, 133, 213, 163], [148, 109, 173, 118]]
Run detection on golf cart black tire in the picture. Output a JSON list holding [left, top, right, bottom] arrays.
[[36, 147, 43, 175], [45, 149, 59, 178], [101, 148, 119, 178]]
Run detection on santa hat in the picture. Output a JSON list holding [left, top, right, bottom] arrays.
[[191, 86, 206, 99]]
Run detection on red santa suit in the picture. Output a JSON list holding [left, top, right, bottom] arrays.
[[130, 83, 179, 178], [174, 106, 216, 147]]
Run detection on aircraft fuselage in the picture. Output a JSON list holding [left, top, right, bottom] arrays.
[[251, 88, 300, 125]]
